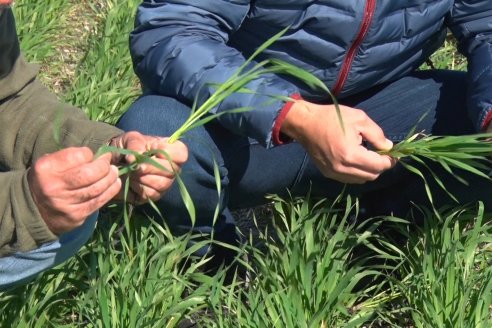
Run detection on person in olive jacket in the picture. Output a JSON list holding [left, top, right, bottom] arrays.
[[117, 1, 492, 255], [0, 2, 188, 289]]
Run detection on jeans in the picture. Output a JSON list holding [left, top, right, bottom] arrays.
[[0, 212, 98, 290], [117, 70, 492, 243]]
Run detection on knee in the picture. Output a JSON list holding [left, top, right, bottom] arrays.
[[117, 95, 192, 136]]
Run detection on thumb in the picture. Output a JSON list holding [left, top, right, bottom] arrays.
[[359, 120, 393, 151], [109, 132, 148, 164], [374, 137, 393, 151]]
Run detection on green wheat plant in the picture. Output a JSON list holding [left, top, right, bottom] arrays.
[[380, 132, 492, 205], [64, 0, 141, 123], [0, 212, 224, 328]]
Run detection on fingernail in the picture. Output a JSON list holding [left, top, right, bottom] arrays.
[[385, 138, 393, 149], [111, 165, 119, 175]]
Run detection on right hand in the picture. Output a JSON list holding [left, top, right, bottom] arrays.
[[27, 147, 121, 235], [281, 100, 396, 184]]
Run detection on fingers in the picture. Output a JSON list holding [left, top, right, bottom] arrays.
[[326, 140, 396, 183], [37, 163, 121, 211], [61, 175, 121, 226], [322, 149, 394, 184], [297, 103, 397, 184], [124, 161, 179, 204], [350, 146, 396, 173], [348, 110, 396, 175], [28, 137, 186, 234], [152, 139, 189, 165], [70, 165, 121, 204], [113, 174, 173, 205], [113, 132, 188, 168], [329, 142, 395, 182], [133, 156, 181, 178], [129, 175, 174, 203]]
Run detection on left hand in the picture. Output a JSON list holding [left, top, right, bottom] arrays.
[[106, 131, 188, 204]]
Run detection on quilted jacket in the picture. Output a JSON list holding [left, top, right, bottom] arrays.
[[130, 0, 492, 148]]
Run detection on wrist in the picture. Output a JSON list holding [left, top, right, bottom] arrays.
[[280, 99, 312, 141], [272, 94, 302, 145]]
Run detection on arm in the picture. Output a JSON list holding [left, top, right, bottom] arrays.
[[447, 0, 492, 131], [0, 88, 188, 255], [0, 9, 188, 256], [0, 9, 123, 255], [130, 0, 300, 147], [0, 72, 122, 256]]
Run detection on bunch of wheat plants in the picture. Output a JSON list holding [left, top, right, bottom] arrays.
[[384, 202, 492, 327], [199, 195, 397, 327]]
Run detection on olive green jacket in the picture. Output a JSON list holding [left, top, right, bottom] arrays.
[[0, 9, 122, 256]]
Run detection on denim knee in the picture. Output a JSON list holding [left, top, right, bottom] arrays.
[[117, 95, 193, 136]]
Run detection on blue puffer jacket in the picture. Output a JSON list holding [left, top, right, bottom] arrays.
[[130, 0, 492, 148]]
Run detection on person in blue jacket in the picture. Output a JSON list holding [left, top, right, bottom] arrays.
[[117, 1, 492, 256]]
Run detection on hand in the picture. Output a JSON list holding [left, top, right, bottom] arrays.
[[281, 100, 396, 184], [28, 147, 121, 234], [108, 131, 188, 204]]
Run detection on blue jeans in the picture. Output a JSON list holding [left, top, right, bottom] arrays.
[[0, 212, 98, 290], [117, 70, 491, 243]]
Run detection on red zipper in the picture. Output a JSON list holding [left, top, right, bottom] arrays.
[[332, 0, 376, 96]]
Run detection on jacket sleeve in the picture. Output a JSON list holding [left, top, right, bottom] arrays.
[[130, 0, 300, 148], [447, 0, 492, 131]]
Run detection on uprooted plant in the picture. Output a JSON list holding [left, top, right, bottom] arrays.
[[379, 132, 492, 207]]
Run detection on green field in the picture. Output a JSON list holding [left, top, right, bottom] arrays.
[[1, 1, 491, 327]]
